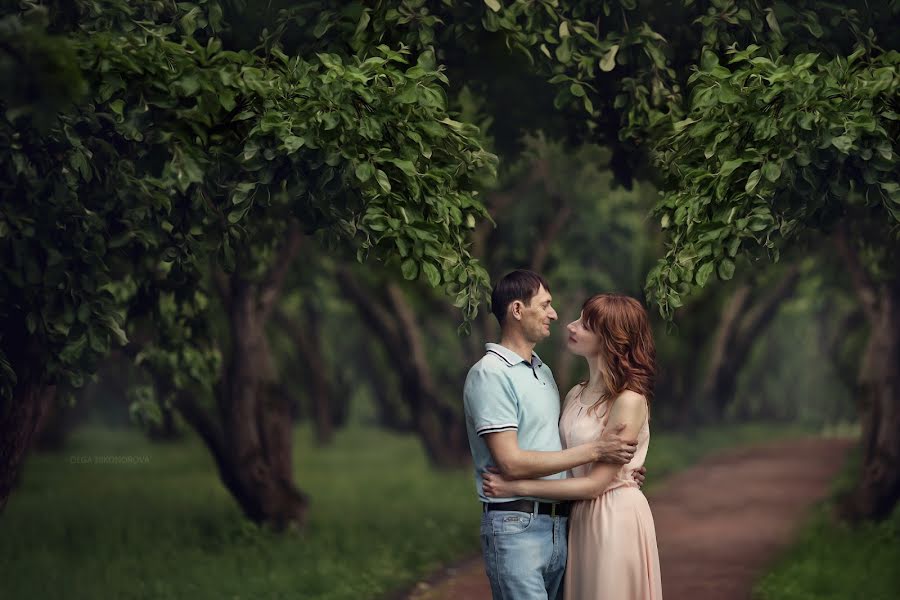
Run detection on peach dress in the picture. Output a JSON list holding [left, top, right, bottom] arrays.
[[560, 394, 663, 600]]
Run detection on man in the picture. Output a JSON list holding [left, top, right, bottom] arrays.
[[463, 269, 644, 600]]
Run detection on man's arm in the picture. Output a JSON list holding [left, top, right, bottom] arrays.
[[483, 424, 637, 480], [484, 393, 647, 498]]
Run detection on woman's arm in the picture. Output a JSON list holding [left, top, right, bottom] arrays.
[[482, 391, 647, 501]]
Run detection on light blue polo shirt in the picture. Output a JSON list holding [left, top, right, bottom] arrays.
[[463, 343, 565, 503]]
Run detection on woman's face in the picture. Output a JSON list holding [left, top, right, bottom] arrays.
[[566, 311, 602, 357]]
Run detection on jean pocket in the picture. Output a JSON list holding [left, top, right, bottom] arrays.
[[491, 511, 534, 535]]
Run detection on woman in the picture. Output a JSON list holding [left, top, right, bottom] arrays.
[[482, 293, 662, 600]]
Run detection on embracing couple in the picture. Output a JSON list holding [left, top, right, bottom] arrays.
[[463, 270, 663, 600]]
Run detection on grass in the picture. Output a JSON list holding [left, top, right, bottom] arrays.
[[1, 421, 811, 600], [754, 448, 900, 600]]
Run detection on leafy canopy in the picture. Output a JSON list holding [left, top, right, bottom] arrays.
[[0, 0, 495, 399]]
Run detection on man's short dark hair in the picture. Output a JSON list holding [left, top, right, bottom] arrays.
[[490, 270, 551, 326]]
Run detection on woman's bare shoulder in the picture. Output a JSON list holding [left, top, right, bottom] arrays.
[[616, 389, 647, 405], [611, 389, 648, 416]]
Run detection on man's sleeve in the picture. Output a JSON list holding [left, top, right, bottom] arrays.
[[464, 366, 518, 436]]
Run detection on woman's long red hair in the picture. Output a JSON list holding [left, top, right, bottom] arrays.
[[581, 294, 656, 415]]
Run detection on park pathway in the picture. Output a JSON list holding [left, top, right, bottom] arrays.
[[403, 437, 852, 600]]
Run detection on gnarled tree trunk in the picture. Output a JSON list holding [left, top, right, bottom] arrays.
[[0, 379, 54, 512], [338, 269, 469, 467], [174, 227, 309, 530], [849, 283, 900, 520], [273, 306, 334, 446], [836, 229, 900, 520], [222, 283, 308, 528], [0, 316, 58, 512], [694, 265, 802, 422]]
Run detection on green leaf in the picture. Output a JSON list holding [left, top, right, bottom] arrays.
[[375, 169, 392, 193], [695, 262, 714, 287], [745, 169, 761, 193], [283, 136, 305, 152], [391, 159, 417, 177], [484, 0, 501, 12], [355, 9, 371, 37], [570, 83, 585, 97], [701, 49, 720, 72], [600, 45, 619, 72], [355, 162, 375, 183], [720, 159, 745, 177], [422, 262, 441, 287], [727, 237, 741, 257], [832, 136, 853, 153], [762, 162, 782, 183], [717, 258, 736, 281], [555, 39, 572, 63], [765, 9, 781, 35], [59, 335, 87, 363], [109, 99, 125, 117], [792, 53, 820, 71], [401, 258, 419, 280]]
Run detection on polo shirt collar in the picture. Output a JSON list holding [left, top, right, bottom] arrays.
[[485, 343, 544, 368]]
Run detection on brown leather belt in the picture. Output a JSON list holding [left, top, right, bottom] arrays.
[[483, 499, 571, 517]]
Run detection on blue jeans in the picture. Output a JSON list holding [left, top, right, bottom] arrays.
[[480, 509, 568, 600]]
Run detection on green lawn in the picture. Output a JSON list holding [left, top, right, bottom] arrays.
[[1, 422, 810, 600], [754, 448, 900, 600]]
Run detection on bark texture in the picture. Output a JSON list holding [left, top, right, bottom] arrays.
[[836, 228, 900, 520], [338, 269, 469, 467]]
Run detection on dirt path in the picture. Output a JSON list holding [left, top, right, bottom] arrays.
[[404, 437, 852, 600]]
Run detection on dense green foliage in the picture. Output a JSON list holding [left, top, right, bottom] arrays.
[[0, 0, 495, 400], [648, 46, 899, 315], [0, 422, 810, 599]]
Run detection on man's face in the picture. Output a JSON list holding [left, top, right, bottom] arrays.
[[514, 285, 558, 343]]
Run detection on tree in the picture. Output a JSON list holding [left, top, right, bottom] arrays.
[[0, 0, 495, 523], [646, 33, 898, 518]]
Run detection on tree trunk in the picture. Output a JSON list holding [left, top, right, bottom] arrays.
[[359, 337, 410, 432], [273, 307, 334, 446], [834, 228, 900, 520], [0, 381, 55, 511], [696, 284, 752, 421], [383, 283, 469, 467], [175, 228, 309, 530], [337, 269, 469, 467], [843, 283, 900, 520], [696, 266, 802, 421], [216, 278, 308, 530]]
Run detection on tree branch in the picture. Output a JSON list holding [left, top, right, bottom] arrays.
[[385, 283, 434, 389], [273, 307, 317, 367], [173, 391, 226, 459], [335, 268, 402, 348], [258, 223, 304, 322], [834, 224, 879, 323], [736, 264, 802, 345]]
